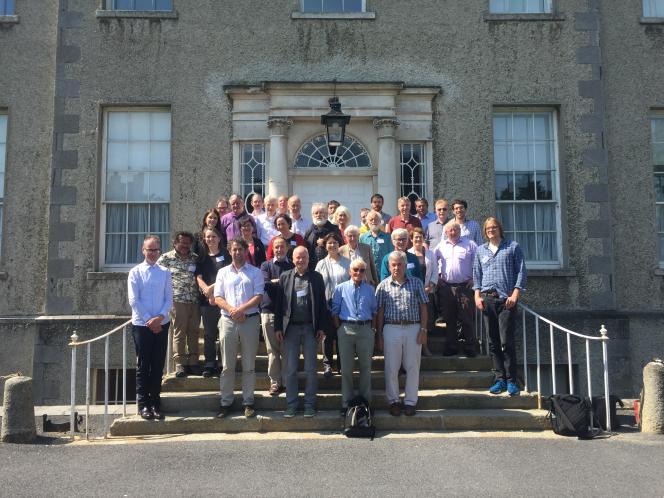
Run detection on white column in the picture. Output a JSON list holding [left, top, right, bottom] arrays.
[[267, 117, 292, 197], [374, 118, 400, 214]]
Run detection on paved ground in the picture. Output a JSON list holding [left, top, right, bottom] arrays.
[[1, 430, 663, 497]]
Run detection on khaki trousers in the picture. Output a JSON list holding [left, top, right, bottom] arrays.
[[171, 302, 201, 367]]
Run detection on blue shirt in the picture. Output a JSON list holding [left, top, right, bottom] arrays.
[[128, 261, 173, 326], [331, 280, 378, 321], [473, 239, 527, 298], [360, 230, 393, 274], [375, 276, 428, 323], [417, 211, 436, 231], [460, 219, 483, 246], [380, 251, 423, 282]]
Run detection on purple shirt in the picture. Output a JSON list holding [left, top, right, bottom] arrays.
[[220, 211, 257, 241], [434, 237, 478, 284]]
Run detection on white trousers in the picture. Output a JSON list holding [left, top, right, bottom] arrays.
[[383, 324, 421, 406]]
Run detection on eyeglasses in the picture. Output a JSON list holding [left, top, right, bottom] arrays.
[[351, 268, 366, 273], [485, 226, 499, 231], [144, 248, 161, 253]]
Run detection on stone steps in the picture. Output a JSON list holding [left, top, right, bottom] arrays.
[[160, 389, 539, 412], [109, 408, 550, 436]]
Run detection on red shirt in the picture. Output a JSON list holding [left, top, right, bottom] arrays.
[[387, 215, 422, 233]]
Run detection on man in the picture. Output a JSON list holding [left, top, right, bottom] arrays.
[[358, 207, 370, 234], [275, 246, 328, 418], [219, 193, 258, 242], [415, 198, 436, 232], [376, 251, 428, 416], [260, 236, 294, 395], [157, 232, 200, 378], [288, 195, 311, 236], [379, 228, 422, 281], [451, 198, 483, 245], [425, 198, 450, 249], [128, 235, 172, 420], [360, 210, 393, 275], [303, 202, 343, 269], [327, 200, 340, 221], [386, 196, 422, 236], [277, 194, 289, 215], [340, 225, 378, 285], [370, 193, 391, 226], [256, 195, 279, 245], [434, 221, 479, 357], [214, 238, 264, 418], [331, 258, 378, 416], [216, 196, 229, 218], [473, 217, 527, 396], [250, 193, 265, 217]]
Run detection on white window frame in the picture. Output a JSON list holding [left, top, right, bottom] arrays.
[[489, 0, 552, 14], [240, 143, 267, 212], [652, 114, 664, 268], [106, 0, 173, 11], [300, 0, 366, 13], [399, 142, 432, 214], [492, 108, 563, 269], [0, 0, 14, 16], [100, 107, 172, 270], [644, 0, 664, 17], [0, 112, 7, 258]]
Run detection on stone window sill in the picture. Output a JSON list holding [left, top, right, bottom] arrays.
[[484, 13, 565, 22], [528, 268, 576, 277], [87, 271, 128, 281], [0, 271, 7, 280], [640, 17, 664, 24], [291, 12, 376, 20], [654, 268, 664, 277], [0, 15, 19, 24], [96, 10, 178, 19]]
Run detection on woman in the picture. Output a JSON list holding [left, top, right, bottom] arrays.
[[195, 227, 231, 377], [315, 233, 351, 378], [408, 227, 437, 356], [332, 205, 352, 244], [266, 213, 307, 260], [193, 209, 221, 259], [239, 217, 266, 267]]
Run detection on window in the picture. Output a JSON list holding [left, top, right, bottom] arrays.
[[294, 134, 371, 169], [240, 143, 266, 212], [400, 143, 426, 212], [489, 0, 552, 14], [102, 109, 171, 268], [493, 110, 561, 266], [652, 117, 664, 265], [301, 0, 364, 13], [644, 0, 664, 17], [107, 0, 172, 11], [0, 0, 14, 15], [0, 113, 6, 255]]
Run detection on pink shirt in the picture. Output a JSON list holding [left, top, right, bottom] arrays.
[[434, 237, 478, 284]]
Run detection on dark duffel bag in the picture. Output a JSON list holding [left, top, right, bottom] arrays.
[[548, 394, 600, 439], [592, 395, 624, 431]]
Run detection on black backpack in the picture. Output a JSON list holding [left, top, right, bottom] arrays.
[[343, 396, 376, 440], [548, 394, 601, 439]]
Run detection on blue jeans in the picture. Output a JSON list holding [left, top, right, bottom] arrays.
[[284, 323, 318, 409]]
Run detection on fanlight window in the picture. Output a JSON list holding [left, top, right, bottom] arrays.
[[294, 134, 371, 168]]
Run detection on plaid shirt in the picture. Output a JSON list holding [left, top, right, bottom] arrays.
[[157, 250, 199, 304], [375, 276, 428, 323], [473, 239, 527, 299]]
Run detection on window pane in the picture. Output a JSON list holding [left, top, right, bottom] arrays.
[[128, 142, 150, 171], [493, 115, 510, 141], [514, 172, 535, 200], [536, 171, 553, 200], [513, 143, 531, 170], [129, 113, 150, 140], [515, 232, 535, 260], [0, 172, 4, 199], [654, 174, 664, 203], [114, 0, 133, 11], [513, 115, 531, 140], [150, 204, 170, 232], [151, 112, 171, 140], [657, 205, 664, 232], [495, 173, 514, 200], [496, 204, 514, 232], [533, 113, 551, 140], [107, 142, 127, 171], [494, 143, 512, 171], [0, 115, 6, 140], [107, 113, 128, 140], [128, 204, 149, 233], [105, 234, 126, 264], [126, 173, 149, 201], [533, 143, 552, 170], [302, 0, 322, 12], [128, 234, 145, 264], [150, 142, 170, 171], [514, 204, 535, 231], [536, 233, 557, 261], [106, 204, 127, 232], [105, 172, 127, 201], [343, 0, 363, 11], [323, 0, 344, 12], [645, 0, 664, 17], [149, 172, 170, 201], [535, 203, 557, 230], [155, 0, 172, 10], [653, 143, 664, 166], [135, 0, 154, 10], [660, 235, 664, 263]]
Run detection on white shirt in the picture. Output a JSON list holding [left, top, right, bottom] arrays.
[[290, 214, 312, 236], [257, 212, 280, 245], [214, 263, 265, 316], [127, 261, 173, 326]]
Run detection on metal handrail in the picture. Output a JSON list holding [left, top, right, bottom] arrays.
[[68, 318, 132, 440], [475, 303, 611, 432]]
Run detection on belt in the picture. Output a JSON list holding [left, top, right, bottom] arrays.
[[341, 319, 371, 325], [447, 281, 470, 287], [222, 312, 259, 319], [385, 319, 419, 325], [290, 320, 312, 325], [481, 290, 501, 298]]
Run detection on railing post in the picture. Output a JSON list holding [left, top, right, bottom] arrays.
[[70, 331, 78, 441], [535, 318, 541, 409], [550, 324, 556, 395], [601, 324, 611, 432], [123, 325, 127, 418], [522, 307, 528, 392], [567, 333, 574, 394], [586, 338, 594, 430], [104, 336, 110, 438], [85, 343, 91, 441]]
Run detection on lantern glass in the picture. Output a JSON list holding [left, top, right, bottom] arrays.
[[327, 121, 344, 147]]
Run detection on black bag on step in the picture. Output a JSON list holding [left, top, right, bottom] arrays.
[[591, 395, 624, 431], [343, 396, 376, 440], [548, 394, 600, 439]]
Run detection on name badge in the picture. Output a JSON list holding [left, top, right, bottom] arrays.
[[377, 239, 385, 244], [290, 240, 297, 246], [482, 256, 490, 264], [407, 263, 415, 269], [296, 289, 308, 298], [188, 264, 196, 272], [215, 255, 225, 262]]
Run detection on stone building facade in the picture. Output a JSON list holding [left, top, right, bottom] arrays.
[[0, 0, 663, 403]]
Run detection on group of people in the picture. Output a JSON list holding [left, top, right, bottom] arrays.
[[127, 192, 526, 421]]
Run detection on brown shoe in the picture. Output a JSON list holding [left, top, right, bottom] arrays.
[[403, 404, 417, 416], [389, 402, 402, 416], [244, 405, 256, 418]]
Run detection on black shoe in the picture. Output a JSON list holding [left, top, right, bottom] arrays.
[[216, 406, 231, 418], [464, 349, 477, 358], [175, 366, 187, 378], [139, 407, 153, 420], [187, 365, 202, 376], [202, 367, 214, 378], [323, 366, 333, 379], [442, 348, 458, 357], [151, 407, 165, 420]]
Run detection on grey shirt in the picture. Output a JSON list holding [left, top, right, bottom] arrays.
[[291, 272, 313, 324]]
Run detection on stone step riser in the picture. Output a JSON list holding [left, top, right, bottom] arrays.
[[109, 410, 550, 436]]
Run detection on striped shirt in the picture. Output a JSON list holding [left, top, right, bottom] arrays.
[[375, 276, 428, 323], [473, 239, 527, 298]]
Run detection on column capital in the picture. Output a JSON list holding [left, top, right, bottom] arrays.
[[373, 117, 400, 138], [267, 116, 293, 135]]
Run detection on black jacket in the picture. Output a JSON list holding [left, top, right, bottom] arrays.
[[260, 258, 294, 313], [303, 221, 343, 270], [274, 268, 329, 336]]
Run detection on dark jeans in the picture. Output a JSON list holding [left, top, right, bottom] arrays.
[[132, 323, 169, 410], [200, 305, 221, 369], [323, 299, 340, 370], [437, 282, 477, 351], [481, 296, 517, 382]]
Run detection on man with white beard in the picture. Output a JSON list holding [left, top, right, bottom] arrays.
[[303, 202, 343, 270]]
